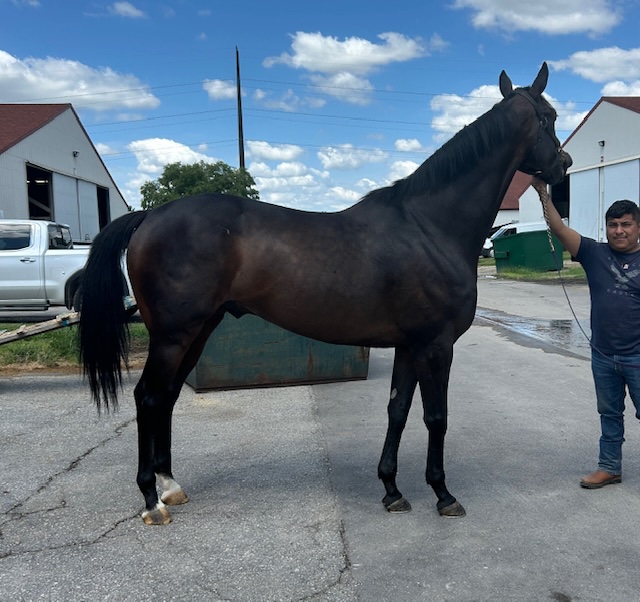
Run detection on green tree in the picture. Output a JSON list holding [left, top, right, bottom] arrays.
[[140, 160, 259, 209]]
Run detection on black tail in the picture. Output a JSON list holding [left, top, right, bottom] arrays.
[[79, 210, 148, 411]]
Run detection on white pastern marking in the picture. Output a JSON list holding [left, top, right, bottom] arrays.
[[157, 474, 181, 496], [141, 500, 165, 519]]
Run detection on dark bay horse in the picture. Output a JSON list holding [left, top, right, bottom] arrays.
[[79, 63, 571, 525]]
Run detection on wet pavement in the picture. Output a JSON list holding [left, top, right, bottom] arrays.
[[475, 269, 591, 359], [475, 308, 591, 360]]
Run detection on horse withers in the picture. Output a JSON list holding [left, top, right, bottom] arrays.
[[79, 63, 571, 525]]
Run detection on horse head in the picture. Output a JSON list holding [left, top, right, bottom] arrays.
[[499, 62, 572, 185]]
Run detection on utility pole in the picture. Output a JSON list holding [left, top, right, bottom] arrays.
[[236, 46, 245, 169]]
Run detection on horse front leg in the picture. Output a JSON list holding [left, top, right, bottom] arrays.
[[413, 341, 466, 518], [378, 346, 418, 513]]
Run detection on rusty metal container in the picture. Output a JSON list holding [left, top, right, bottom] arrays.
[[186, 314, 370, 391]]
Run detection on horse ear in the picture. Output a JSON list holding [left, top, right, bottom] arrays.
[[530, 62, 549, 97], [499, 70, 513, 98]]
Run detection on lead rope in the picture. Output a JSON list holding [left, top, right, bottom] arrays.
[[531, 177, 595, 347]]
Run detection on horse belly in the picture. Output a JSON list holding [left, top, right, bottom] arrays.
[[229, 274, 402, 347]]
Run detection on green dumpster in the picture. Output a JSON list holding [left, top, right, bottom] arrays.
[[493, 229, 563, 272], [186, 314, 370, 391]]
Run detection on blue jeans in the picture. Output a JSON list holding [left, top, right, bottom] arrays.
[[591, 351, 640, 474]]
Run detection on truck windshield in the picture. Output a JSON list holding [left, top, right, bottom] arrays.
[[48, 225, 73, 249], [0, 224, 31, 250]]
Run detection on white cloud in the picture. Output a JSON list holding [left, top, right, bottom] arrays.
[[203, 79, 236, 100], [109, 2, 145, 18], [256, 174, 318, 190], [394, 138, 424, 152], [308, 73, 373, 106], [430, 84, 501, 142], [94, 142, 115, 155], [602, 80, 640, 95], [317, 144, 388, 170], [265, 31, 429, 75], [550, 47, 640, 82], [388, 160, 420, 183], [127, 138, 213, 175], [254, 88, 326, 111], [0, 50, 159, 111], [246, 141, 304, 162], [249, 161, 309, 179], [356, 177, 378, 192], [451, 0, 621, 35], [429, 82, 585, 144], [121, 138, 217, 207], [328, 186, 361, 203], [264, 31, 444, 104]]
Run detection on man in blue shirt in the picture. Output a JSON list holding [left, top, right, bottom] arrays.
[[541, 194, 640, 488]]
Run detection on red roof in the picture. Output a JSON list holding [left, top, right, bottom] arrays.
[[0, 103, 71, 155], [604, 97, 640, 114], [563, 96, 640, 146]]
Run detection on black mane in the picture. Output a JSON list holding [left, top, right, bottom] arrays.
[[363, 93, 517, 203]]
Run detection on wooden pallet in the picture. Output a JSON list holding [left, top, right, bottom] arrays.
[[0, 296, 137, 346], [0, 311, 80, 345]]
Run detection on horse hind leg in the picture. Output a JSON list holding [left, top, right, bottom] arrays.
[[137, 311, 225, 525], [378, 346, 418, 513]]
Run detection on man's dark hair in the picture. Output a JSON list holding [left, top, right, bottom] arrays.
[[606, 199, 640, 223]]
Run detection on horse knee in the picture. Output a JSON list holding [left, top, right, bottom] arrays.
[[424, 412, 447, 435], [377, 457, 396, 481]]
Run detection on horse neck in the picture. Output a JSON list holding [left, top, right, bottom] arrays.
[[411, 118, 533, 260]]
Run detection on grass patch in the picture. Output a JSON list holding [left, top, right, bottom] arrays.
[[0, 322, 149, 369], [479, 252, 586, 282], [494, 264, 586, 281]]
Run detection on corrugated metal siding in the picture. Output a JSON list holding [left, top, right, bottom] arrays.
[[79, 180, 100, 241], [0, 153, 27, 218], [569, 170, 601, 240], [603, 161, 640, 207], [52, 173, 81, 236]]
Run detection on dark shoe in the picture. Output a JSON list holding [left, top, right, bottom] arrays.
[[580, 470, 621, 489]]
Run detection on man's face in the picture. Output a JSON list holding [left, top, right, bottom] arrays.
[[606, 213, 640, 253]]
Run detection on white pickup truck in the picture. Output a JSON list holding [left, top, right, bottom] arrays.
[[0, 219, 90, 311]]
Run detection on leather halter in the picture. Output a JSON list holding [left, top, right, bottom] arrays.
[[511, 88, 560, 176]]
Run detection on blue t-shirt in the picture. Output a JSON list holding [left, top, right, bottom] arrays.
[[577, 237, 640, 355]]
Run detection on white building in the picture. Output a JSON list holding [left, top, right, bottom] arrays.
[[559, 97, 640, 241], [0, 104, 130, 242]]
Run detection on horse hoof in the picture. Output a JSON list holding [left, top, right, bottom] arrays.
[[437, 500, 466, 518], [383, 496, 412, 513], [142, 505, 172, 525], [161, 488, 189, 506]]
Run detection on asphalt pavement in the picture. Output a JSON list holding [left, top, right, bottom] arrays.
[[3, 273, 640, 601]]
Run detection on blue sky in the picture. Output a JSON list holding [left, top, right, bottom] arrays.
[[2, 0, 640, 210]]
